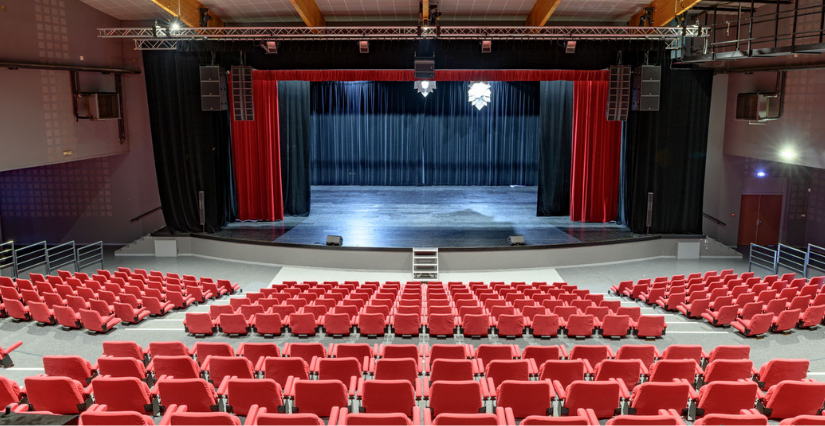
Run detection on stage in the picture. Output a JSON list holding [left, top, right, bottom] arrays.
[[194, 186, 638, 248]]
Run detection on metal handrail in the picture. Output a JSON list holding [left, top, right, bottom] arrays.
[[15, 241, 49, 276], [47, 241, 78, 273], [777, 244, 807, 276], [0, 241, 16, 277], [749, 243, 777, 274], [77, 241, 104, 271], [808, 244, 825, 277]]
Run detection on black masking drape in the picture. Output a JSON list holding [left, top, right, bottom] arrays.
[[142, 51, 236, 233], [278, 81, 312, 216], [623, 66, 713, 234], [536, 81, 574, 216], [310, 81, 540, 186]]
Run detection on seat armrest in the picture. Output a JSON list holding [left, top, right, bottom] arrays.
[[284, 376, 297, 397], [423, 408, 434, 425], [217, 375, 234, 395], [412, 406, 421, 425], [244, 404, 261, 425], [159, 404, 183, 426], [478, 376, 491, 399], [486, 377, 497, 398], [552, 380, 567, 400], [512, 344, 522, 358], [504, 407, 516, 425], [328, 406, 341, 426], [368, 357, 376, 374], [254, 357, 266, 372], [6, 342, 23, 353], [606, 346, 616, 358], [348, 376, 358, 398], [559, 344, 569, 359], [582, 359, 594, 375], [612, 378, 631, 399], [638, 361, 649, 376], [356, 377, 365, 398], [309, 356, 319, 372], [200, 356, 211, 371], [421, 344, 430, 358], [528, 359, 539, 375]]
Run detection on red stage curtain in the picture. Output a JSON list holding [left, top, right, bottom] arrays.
[[230, 70, 284, 221], [262, 69, 607, 82], [570, 80, 622, 222]]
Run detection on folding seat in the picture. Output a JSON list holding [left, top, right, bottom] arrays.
[[709, 295, 733, 311], [203, 356, 255, 386], [694, 381, 760, 419], [392, 313, 421, 337], [570, 299, 594, 311], [285, 342, 326, 365], [35, 281, 56, 295], [475, 344, 517, 369], [600, 300, 621, 313], [316, 357, 362, 392], [288, 312, 318, 336], [497, 380, 557, 421], [0, 285, 22, 303], [156, 378, 220, 412], [759, 380, 825, 420], [261, 356, 309, 389], [24, 375, 93, 414], [584, 306, 610, 323], [428, 344, 470, 366], [184, 312, 217, 336], [635, 315, 667, 338], [566, 315, 596, 338], [358, 312, 388, 336], [593, 359, 644, 390], [149, 355, 201, 380], [218, 378, 284, 418], [54, 305, 82, 329], [331, 343, 374, 361], [787, 296, 811, 312], [628, 381, 695, 416], [542, 299, 565, 312], [51, 287, 74, 304], [765, 298, 790, 316], [676, 298, 710, 319], [554, 380, 627, 419], [609, 280, 633, 296], [552, 305, 578, 322], [733, 313, 774, 337], [626, 284, 650, 300], [97, 357, 150, 384], [21, 289, 45, 306], [779, 414, 825, 425], [538, 360, 591, 389], [148, 341, 190, 358], [101, 341, 145, 362], [799, 285, 819, 298], [91, 377, 156, 415], [79, 409, 155, 426], [167, 290, 195, 309], [373, 358, 420, 394], [5, 299, 31, 321], [615, 345, 658, 369], [43, 355, 97, 385], [428, 313, 456, 337], [648, 360, 700, 384], [756, 290, 779, 307], [496, 314, 525, 338], [517, 408, 598, 425], [616, 306, 642, 322], [485, 360, 531, 388], [739, 301, 764, 320], [639, 287, 666, 305], [238, 304, 265, 321], [702, 305, 738, 327], [79, 309, 120, 333], [359, 380, 418, 420], [140, 296, 172, 317], [290, 379, 349, 418], [703, 359, 754, 384], [97, 290, 119, 306], [427, 359, 475, 385], [218, 313, 251, 336], [114, 302, 150, 324], [600, 315, 632, 338], [217, 279, 240, 294], [694, 410, 770, 425], [584, 293, 604, 304], [29, 301, 56, 325], [229, 297, 254, 312], [461, 313, 492, 337], [773, 309, 801, 333], [186, 285, 214, 304], [425, 381, 487, 421], [569, 345, 613, 370], [521, 346, 565, 368], [753, 359, 809, 390], [811, 294, 825, 307]]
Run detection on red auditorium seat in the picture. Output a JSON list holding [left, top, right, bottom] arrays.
[[593, 359, 644, 390], [155, 378, 220, 412], [703, 359, 754, 384], [569, 345, 613, 369], [149, 356, 201, 379], [615, 345, 657, 369], [648, 359, 700, 384], [555, 380, 627, 419], [148, 341, 190, 358], [261, 357, 310, 388], [78, 309, 120, 333], [43, 355, 97, 384], [635, 315, 666, 338], [607, 410, 687, 425], [426, 408, 505, 425], [496, 314, 525, 337], [114, 302, 150, 324], [566, 315, 596, 338], [91, 377, 155, 415], [29, 301, 55, 325], [23, 375, 93, 414], [331, 343, 374, 360], [284, 342, 326, 364], [290, 379, 349, 418], [694, 380, 760, 418], [288, 312, 319, 336], [252, 312, 284, 336], [184, 313, 217, 336], [204, 356, 255, 385], [754, 359, 809, 390], [702, 305, 738, 327], [79, 409, 154, 426], [427, 359, 475, 385], [798, 305, 825, 328], [360, 379, 418, 419], [217, 279, 241, 294], [773, 309, 801, 333], [760, 380, 825, 420], [209, 305, 234, 320], [167, 290, 195, 309], [779, 414, 825, 425], [485, 360, 531, 388], [0, 376, 22, 409], [628, 381, 695, 416], [497, 380, 555, 420], [676, 298, 710, 319], [237, 343, 281, 366], [733, 312, 774, 336], [475, 344, 517, 369], [218, 313, 251, 336], [428, 313, 456, 337], [392, 313, 421, 337], [693, 409, 769, 425], [530, 314, 562, 337], [97, 357, 149, 383], [160, 404, 240, 425], [705, 345, 750, 365], [5, 299, 31, 321], [539, 360, 591, 389], [337, 408, 414, 425], [143, 296, 174, 316], [661, 345, 705, 364], [358, 312, 388, 336], [600, 315, 632, 338], [516, 408, 599, 425], [522, 345, 566, 367], [221, 378, 284, 416], [245, 404, 327, 425]]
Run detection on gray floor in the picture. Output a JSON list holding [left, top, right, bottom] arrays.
[[1, 254, 823, 426], [205, 186, 636, 248]]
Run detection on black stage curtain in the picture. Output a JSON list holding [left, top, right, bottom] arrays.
[[142, 51, 236, 233], [279, 81, 312, 216], [537, 81, 574, 216], [310, 81, 539, 186], [623, 66, 713, 234]]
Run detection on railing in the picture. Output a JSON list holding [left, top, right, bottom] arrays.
[[808, 244, 825, 277], [47, 241, 78, 274], [15, 241, 49, 276], [0, 241, 16, 277], [702, 212, 727, 226], [76, 241, 104, 271], [749, 243, 777, 274], [131, 206, 162, 223], [777, 243, 807, 276]]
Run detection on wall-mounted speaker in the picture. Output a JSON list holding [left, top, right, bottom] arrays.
[[200, 66, 227, 112], [632, 65, 661, 112], [607, 65, 631, 121], [414, 59, 435, 79], [231, 66, 254, 121]]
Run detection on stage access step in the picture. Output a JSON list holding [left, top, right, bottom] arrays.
[[412, 247, 439, 280]]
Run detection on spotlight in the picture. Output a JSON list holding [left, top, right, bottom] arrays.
[[171, 21, 181, 30], [359, 40, 369, 54], [261, 41, 279, 54], [415, 80, 436, 97], [756, 171, 766, 178], [481, 40, 492, 53], [780, 147, 798, 161], [468, 81, 491, 110], [566, 40, 577, 54]]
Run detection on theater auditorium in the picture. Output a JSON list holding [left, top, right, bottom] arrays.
[[2, 0, 825, 424]]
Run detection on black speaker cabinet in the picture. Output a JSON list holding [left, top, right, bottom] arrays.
[[631, 65, 661, 112], [200, 66, 227, 112], [414, 59, 435, 79], [607, 65, 631, 121]]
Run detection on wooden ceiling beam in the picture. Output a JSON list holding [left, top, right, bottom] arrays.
[[289, 0, 326, 27], [151, 0, 224, 28], [525, 0, 564, 27], [629, 0, 703, 26]]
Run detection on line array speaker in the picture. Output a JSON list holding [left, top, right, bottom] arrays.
[[414, 59, 435, 79], [606, 65, 631, 121], [200, 66, 227, 112], [631, 65, 661, 112], [231, 66, 254, 121]]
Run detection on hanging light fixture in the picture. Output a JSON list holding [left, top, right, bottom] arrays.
[[415, 80, 436, 97], [468, 81, 491, 110]]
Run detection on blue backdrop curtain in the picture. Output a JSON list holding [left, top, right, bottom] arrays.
[[278, 81, 312, 216], [536, 81, 574, 216], [309, 81, 540, 186]]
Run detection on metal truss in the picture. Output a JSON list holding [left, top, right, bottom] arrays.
[[100, 25, 707, 50]]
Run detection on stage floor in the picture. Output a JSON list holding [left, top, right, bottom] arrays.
[[204, 186, 638, 248]]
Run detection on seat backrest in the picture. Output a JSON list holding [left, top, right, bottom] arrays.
[[97, 356, 145, 379], [286, 343, 326, 364], [263, 357, 309, 387], [763, 380, 825, 419], [615, 345, 656, 368], [209, 305, 234, 320], [694, 413, 769, 425], [208, 356, 255, 384], [43, 356, 94, 384], [497, 380, 554, 419], [192, 342, 235, 363], [157, 378, 218, 412], [429, 344, 468, 365], [318, 357, 362, 383], [697, 381, 759, 415], [0, 377, 20, 411], [648, 360, 696, 383], [24, 376, 87, 414], [238, 343, 281, 365], [90, 377, 151, 412], [629, 381, 691, 416], [593, 360, 642, 390], [428, 380, 484, 416], [79, 411, 153, 426], [361, 380, 416, 416], [758, 359, 809, 390], [293, 379, 348, 416], [374, 358, 418, 386], [382, 345, 418, 360], [226, 378, 283, 416], [485, 360, 530, 388], [151, 356, 201, 379], [569, 345, 611, 369], [704, 359, 754, 383], [564, 380, 621, 419], [475, 345, 513, 368], [706, 345, 750, 364], [148, 341, 189, 357], [522, 346, 563, 367], [332, 343, 372, 360], [661, 345, 703, 364], [616, 306, 641, 321]]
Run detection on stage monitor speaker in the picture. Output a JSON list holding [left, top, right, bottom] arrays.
[[508, 235, 525, 246], [607, 65, 631, 121], [326, 235, 343, 246], [414, 59, 435, 79], [200, 66, 227, 112], [632, 65, 660, 112], [231, 66, 254, 121]]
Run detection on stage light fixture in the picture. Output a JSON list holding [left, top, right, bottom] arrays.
[[481, 40, 492, 53], [566, 40, 577, 54], [756, 170, 766, 178], [261, 41, 279, 54], [171, 21, 181, 31], [468, 81, 491, 110], [415, 80, 436, 97], [359, 40, 369, 53], [780, 147, 798, 161]]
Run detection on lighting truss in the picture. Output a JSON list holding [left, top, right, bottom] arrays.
[[100, 25, 708, 51]]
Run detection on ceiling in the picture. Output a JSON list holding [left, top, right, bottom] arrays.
[[78, 0, 652, 25]]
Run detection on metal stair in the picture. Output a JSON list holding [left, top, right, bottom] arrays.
[[412, 247, 439, 280]]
